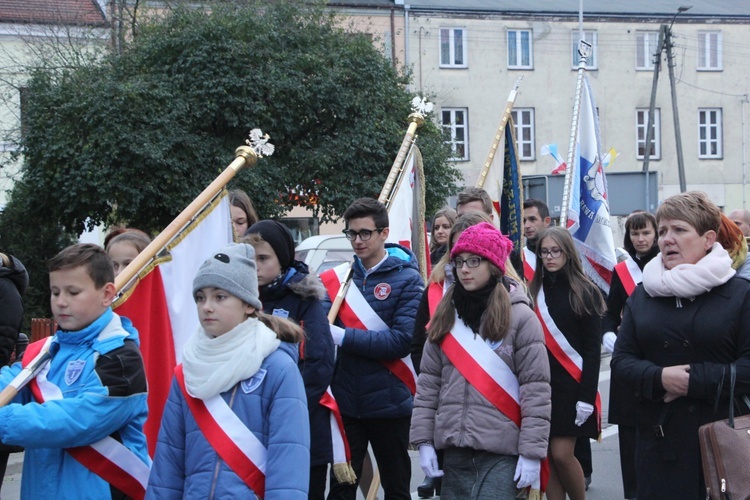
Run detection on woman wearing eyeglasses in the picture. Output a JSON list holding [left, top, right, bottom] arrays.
[[529, 227, 605, 500], [410, 222, 551, 499]]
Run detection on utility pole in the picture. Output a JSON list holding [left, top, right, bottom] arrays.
[[665, 25, 687, 193], [641, 6, 691, 193]]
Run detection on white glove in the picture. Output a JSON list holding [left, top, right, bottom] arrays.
[[575, 401, 594, 426], [602, 331, 617, 354], [330, 324, 345, 346], [418, 444, 444, 478], [513, 455, 541, 489]]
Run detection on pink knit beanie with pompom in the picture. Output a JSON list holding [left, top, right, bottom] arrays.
[[450, 222, 514, 273]]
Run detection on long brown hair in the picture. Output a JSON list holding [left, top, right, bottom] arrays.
[[427, 261, 512, 344], [529, 227, 605, 317], [429, 207, 457, 253], [251, 310, 304, 343]]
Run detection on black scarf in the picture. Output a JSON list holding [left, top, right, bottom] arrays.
[[452, 279, 497, 335]]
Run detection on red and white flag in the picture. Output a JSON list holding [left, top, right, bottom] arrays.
[[114, 192, 233, 455], [385, 145, 428, 277]]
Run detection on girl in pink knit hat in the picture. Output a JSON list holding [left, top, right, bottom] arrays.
[[409, 222, 551, 498]]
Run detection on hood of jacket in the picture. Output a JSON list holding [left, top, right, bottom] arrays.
[[352, 242, 420, 277], [0, 255, 28, 296]]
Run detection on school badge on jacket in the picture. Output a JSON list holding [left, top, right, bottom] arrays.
[[65, 360, 86, 385]]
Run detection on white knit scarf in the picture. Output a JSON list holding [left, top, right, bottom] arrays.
[[182, 317, 281, 399], [642, 242, 735, 298]]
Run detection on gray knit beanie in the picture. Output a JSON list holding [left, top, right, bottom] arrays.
[[192, 243, 262, 310]]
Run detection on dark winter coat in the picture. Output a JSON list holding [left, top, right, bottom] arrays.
[[611, 276, 750, 500], [541, 270, 601, 438], [0, 255, 28, 366], [324, 243, 424, 419], [604, 245, 658, 426], [259, 261, 334, 467]]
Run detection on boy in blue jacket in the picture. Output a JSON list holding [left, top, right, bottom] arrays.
[[0, 243, 151, 499], [321, 198, 424, 500]]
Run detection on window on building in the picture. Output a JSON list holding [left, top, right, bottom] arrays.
[[571, 30, 597, 69], [636, 31, 660, 70], [636, 108, 661, 160], [440, 28, 467, 68], [510, 108, 535, 160], [698, 108, 722, 158], [441, 108, 469, 161], [507, 29, 533, 69], [698, 31, 722, 71]]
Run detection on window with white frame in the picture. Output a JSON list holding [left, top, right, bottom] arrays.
[[440, 28, 467, 68], [698, 31, 722, 71], [510, 109, 535, 160], [636, 31, 660, 70], [698, 108, 723, 158], [441, 108, 469, 161], [636, 108, 661, 159], [571, 30, 597, 69], [507, 29, 533, 69]]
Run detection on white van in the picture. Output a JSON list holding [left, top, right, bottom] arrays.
[[294, 234, 353, 275]]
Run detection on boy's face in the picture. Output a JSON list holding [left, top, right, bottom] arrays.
[[195, 287, 255, 337], [346, 216, 389, 269], [50, 266, 115, 332]]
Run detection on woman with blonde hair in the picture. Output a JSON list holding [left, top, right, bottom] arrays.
[[429, 207, 457, 265], [611, 191, 750, 499]]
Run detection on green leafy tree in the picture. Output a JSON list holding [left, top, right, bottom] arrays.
[[15, 1, 459, 235], [0, 0, 460, 324]]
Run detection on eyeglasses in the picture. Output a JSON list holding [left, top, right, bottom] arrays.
[[540, 248, 563, 258], [452, 256, 484, 269], [342, 228, 385, 241]]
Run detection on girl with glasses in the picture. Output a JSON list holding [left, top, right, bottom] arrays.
[[529, 227, 605, 500], [410, 222, 551, 499]]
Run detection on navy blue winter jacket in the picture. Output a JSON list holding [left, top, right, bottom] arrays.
[[260, 261, 334, 467], [324, 243, 424, 419]]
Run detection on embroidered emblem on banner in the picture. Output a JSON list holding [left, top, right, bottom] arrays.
[[374, 283, 391, 300], [65, 360, 86, 385], [242, 369, 267, 394]]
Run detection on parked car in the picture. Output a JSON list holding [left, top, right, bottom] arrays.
[[295, 234, 353, 275]]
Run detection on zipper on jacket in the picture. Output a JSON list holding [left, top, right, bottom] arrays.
[[208, 385, 240, 499], [675, 297, 683, 308]]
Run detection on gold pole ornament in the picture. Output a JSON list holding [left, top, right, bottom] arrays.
[[476, 76, 523, 189], [115, 129, 273, 295]]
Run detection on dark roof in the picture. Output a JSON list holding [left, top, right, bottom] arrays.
[[0, 0, 107, 26], [406, 1, 750, 20]]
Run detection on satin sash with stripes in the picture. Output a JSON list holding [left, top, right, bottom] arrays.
[[440, 315, 522, 427], [175, 366, 266, 498], [321, 264, 417, 395], [523, 247, 536, 283], [614, 258, 642, 296], [534, 288, 602, 430], [23, 338, 150, 500]]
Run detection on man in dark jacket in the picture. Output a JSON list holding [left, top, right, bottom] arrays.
[[0, 252, 28, 489], [322, 198, 424, 500], [0, 253, 27, 366]]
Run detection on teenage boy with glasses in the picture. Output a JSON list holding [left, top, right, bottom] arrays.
[[322, 197, 424, 500]]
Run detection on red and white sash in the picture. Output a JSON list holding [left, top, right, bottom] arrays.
[[426, 281, 445, 318], [319, 387, 352, 476], [614, 259, 642, 296], [321, 264, 417, 395], [175, 366, 266, 498], [534, 288, 602, 430], [440, 315, 521, 427], [523, 247, 536, 283], [23, 338, 150, 500]]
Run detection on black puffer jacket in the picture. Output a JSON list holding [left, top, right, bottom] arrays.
[[0, 255, 28, 365]]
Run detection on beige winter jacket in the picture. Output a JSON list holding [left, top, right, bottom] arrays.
[[409, 284, 551, 460]]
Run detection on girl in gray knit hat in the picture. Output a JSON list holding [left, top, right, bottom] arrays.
[[148, 243, 311, 499]]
